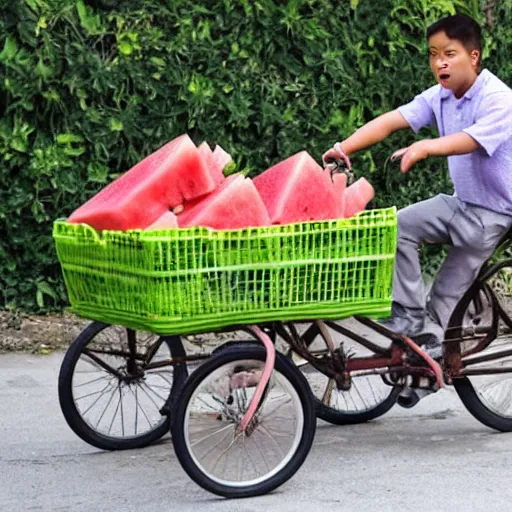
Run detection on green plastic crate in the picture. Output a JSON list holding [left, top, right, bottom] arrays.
[[53, 207, 397, 335]]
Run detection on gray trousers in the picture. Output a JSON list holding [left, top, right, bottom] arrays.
[[393, 194, 512, 335]]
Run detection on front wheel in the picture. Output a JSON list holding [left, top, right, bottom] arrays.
[[58, 322, 187, 450], [171, 344, 316, 498]]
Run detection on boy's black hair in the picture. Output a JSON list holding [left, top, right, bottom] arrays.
[[427, 14, 483, 62]]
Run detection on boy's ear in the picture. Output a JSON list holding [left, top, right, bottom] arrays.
[[471, 49, 480, 68]]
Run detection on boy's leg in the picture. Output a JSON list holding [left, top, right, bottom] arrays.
[[427, 201, 512, 334], [383, 194, 455, 334]]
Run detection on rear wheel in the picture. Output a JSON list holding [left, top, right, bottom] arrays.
[[171, 344, 316, 498], [59, 322, 187, 450], [449, 262, 512, 432], [287, 320, 400, 425]]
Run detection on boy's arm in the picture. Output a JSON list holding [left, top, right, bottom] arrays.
[[341, 110, 411, 154], [323, 110, 410, 165], [393, 133, 479, 173]]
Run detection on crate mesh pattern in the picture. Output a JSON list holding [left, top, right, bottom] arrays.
[[53, 208, 397, 334]]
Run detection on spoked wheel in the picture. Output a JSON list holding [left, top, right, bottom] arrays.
[[448, 262, 512, 431], [58, 321, 187, 450], [287, 320, 401, 425], [171, 343, 316, 498]]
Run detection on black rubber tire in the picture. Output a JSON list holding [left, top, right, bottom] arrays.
[[171, 344, 316, 498], [452, 377, 512, 432], [58, 321, 187, 450]]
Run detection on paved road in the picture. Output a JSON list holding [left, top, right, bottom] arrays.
[[2, 352, 512, 512]]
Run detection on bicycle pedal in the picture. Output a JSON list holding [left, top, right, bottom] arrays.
[[397, 388, 420, 409], [397, 387, 437, 409]]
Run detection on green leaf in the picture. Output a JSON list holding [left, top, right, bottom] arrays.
[[150, 57, 166, 68], [63, 146, 86, 156], [76, 0, 102, 35], [87, 162, 110, 183], [0, 37, 18, 61], [10, 138, 28, 153], [118, 41, 133, 56], [36, 289, 44, 309], [350, 0, 360, 9], [109, 119, 124, 132], [37, 281, 57, 300], [56, 134, 84, 144], [36, 59, 53, 79]]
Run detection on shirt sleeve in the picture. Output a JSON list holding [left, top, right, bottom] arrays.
[[397, 87, 437, 134], [463, 92, 512, 156]]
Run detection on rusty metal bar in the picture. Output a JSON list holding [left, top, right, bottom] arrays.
[[461, 367, 512, 376], [325, 318, 390, 355], [462, 347, 512, 367], [144, 353, 210, 370]]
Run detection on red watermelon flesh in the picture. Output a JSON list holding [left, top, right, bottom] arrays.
[[198, 142, 225, 186], [343, 178, 375, 218], [253, 151, 344, 224], [68, 134, 215, 231], [145, 211, 178, 230], [177, 174, 271, 230], [213, 144, 233, 170], [332, 173, 347, 215]]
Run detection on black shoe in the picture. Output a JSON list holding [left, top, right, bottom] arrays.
[[411, 315, 444, 361], [378, 302, 425, 336]]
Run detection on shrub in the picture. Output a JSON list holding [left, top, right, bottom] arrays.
[[1, 0, 505, 311]]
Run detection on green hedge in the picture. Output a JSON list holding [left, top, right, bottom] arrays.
[[1, 0, 509, 312]]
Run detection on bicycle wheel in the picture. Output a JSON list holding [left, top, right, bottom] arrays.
[[58, 321, 187, 450], [171, 343, 316, 498], [449, 262, 512, 431], [288, 321, 401, 425]]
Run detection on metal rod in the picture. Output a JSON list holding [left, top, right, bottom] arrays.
[[145, 353, 210, 370], [461, 367, 512, 376], [82, 349, 125, 379], [326, 318, 390, 355], [462, 348, 512, 366], [315, 320, 336, 353], [349, 367, 392, 377]]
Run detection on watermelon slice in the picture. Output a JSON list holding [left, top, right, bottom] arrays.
[[198, 142, 225, 187], [68, 134, 216, 231], [145, 211, 178, 230], [213, 144, 233, 170], [253, 151, 344, 225], [343, 178, 375, 218], [332, 173, 347, 216], [177, 174, 271, 230]]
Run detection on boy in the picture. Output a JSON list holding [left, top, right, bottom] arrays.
[[323, 14, 512, 369]]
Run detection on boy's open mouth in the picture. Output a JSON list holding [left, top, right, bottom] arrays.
[[439, 73, 450, 81]]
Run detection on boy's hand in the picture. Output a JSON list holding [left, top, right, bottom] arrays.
[[322, 142, 352, 170], [391, 140, 432, 173]]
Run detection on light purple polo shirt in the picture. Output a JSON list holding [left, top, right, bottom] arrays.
[[398, 69, 512, 215]]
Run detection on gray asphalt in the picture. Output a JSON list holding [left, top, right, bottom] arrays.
[[2, 352, 512, 512]]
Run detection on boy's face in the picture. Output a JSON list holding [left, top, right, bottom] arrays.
[[428, 30, 480, 98]]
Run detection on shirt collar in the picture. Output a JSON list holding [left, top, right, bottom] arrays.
[[440, 68, 491, 100]]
